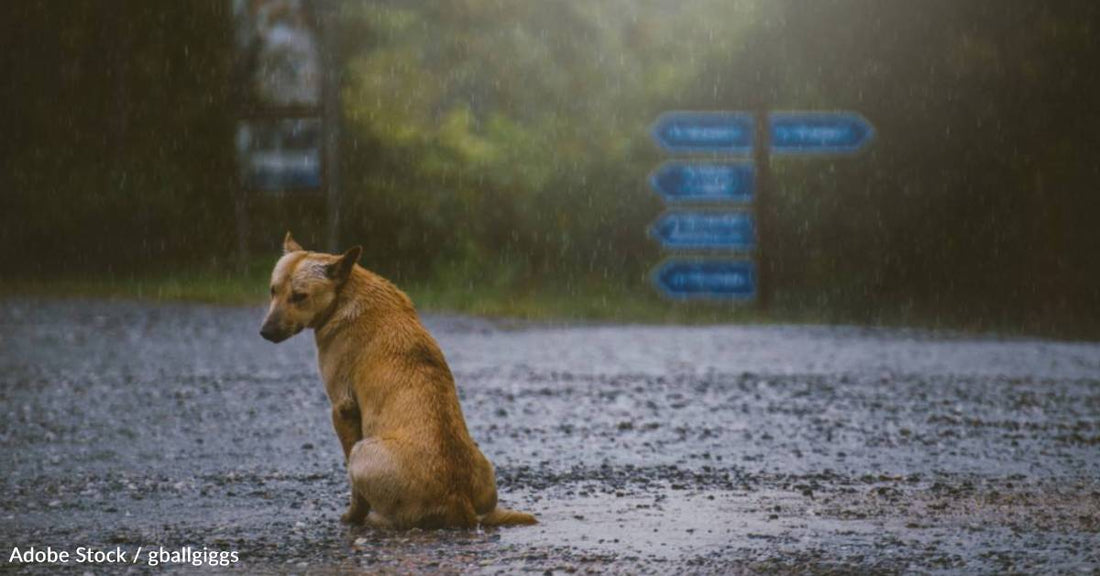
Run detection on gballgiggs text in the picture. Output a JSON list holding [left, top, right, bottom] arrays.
[[8, 546, 240, 567]]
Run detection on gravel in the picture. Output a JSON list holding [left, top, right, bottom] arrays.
[[1, 298, 1097, 574]]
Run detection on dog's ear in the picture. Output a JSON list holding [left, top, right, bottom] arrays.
[[326, 246, 362, 283], [283, 231, 304, 254]]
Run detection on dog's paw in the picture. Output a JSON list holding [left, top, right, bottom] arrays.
[[340, 507, 367, 525]]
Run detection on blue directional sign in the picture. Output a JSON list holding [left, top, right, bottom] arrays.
[[649, 162, 754, 204], [652, 259, 756, 300], [651, 112, 754, 154], [769, 112, 874, 154], [649, 211, 755, 251]]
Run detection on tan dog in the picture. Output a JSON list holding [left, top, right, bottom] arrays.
[[260, 232, 536, 529]]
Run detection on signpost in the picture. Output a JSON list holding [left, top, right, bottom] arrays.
[[770, 112, 874, 155], [648, 109, 873, 304], [648, 211, 755, 251], [237, 118, 322, 192], [232, 0, 341, 265], [649, 162, 754, 204], [650, 112, 754, 154], [652, 259, 757, 300]]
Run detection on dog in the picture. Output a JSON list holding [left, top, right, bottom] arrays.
[[259, 232, 536, 529]]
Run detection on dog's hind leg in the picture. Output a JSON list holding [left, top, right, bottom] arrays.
[[340, 489, 370, 524], [341, 439, 377, 524], [365, 511, 395, 530], [346, 438, 404, 526]]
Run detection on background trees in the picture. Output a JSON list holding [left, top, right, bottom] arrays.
[[3, 0, 1098, 333]]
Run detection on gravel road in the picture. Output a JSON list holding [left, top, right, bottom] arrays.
[[1, 298, 1098, 574]]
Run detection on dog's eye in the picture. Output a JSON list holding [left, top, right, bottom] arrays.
[[269, 286, 276, 297], [289, 291, 308, 304]]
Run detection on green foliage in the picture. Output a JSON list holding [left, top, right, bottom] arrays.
[[337, 0, 762, 282], [333, 0, 1100, 330], [2, 0, 1098, 334]]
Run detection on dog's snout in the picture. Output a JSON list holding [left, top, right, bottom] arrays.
[[260, 319, 283, 342]]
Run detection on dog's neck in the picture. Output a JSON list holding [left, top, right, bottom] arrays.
[[312, 266, 414, 346]]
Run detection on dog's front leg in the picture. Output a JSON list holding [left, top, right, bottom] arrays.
[[331, 401, 362, 461], [331, 402, 369, 524]]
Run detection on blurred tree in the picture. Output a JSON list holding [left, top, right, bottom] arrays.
[[337, 0, 760, 282], [2, 0, 1097, 334], [1, 0, 235, 272]]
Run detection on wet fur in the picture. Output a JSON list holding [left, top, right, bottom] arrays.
[[261, 233, 536, 529]]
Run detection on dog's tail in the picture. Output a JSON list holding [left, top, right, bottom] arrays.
[[478, 506, 537, 527]]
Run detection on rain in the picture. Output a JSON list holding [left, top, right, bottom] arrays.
[[2, 1, 1099, 573]]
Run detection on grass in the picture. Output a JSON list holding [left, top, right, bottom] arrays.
[[0, 270, 269, 306], [1, 265, 1095, 339], [403, 276, 787, 325], [0, 263, 799, 325]]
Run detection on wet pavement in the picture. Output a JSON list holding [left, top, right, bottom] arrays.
[[1, 298, 1098, 574]]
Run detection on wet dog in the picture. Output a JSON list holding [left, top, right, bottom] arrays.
[[260, 232, 535, 529]]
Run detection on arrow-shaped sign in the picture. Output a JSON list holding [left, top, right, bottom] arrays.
[[646, 109, 874, 304], [769, 112, 874, 154], [649, 211, 755, 251], [649, 162, 754, 204], [652, 259, 756, 300], [650, 112, 754, 154]]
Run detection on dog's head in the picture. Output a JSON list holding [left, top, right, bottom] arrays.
[[260, 232, 362, 343]]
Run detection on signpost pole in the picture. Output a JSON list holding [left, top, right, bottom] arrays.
[[319, 0, 341, 253], [648, 109, 870, 302], [753, 107, 773, 310]]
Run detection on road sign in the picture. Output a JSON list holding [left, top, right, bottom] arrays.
[[769, 112, 874, 154], [649, 162, 754, 204], [649, 211, 755, 251], [652, 259, 756, 300], [647, 109, 873, 304], [650, 112, 754, 154], [237, 118, 322, 192]]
